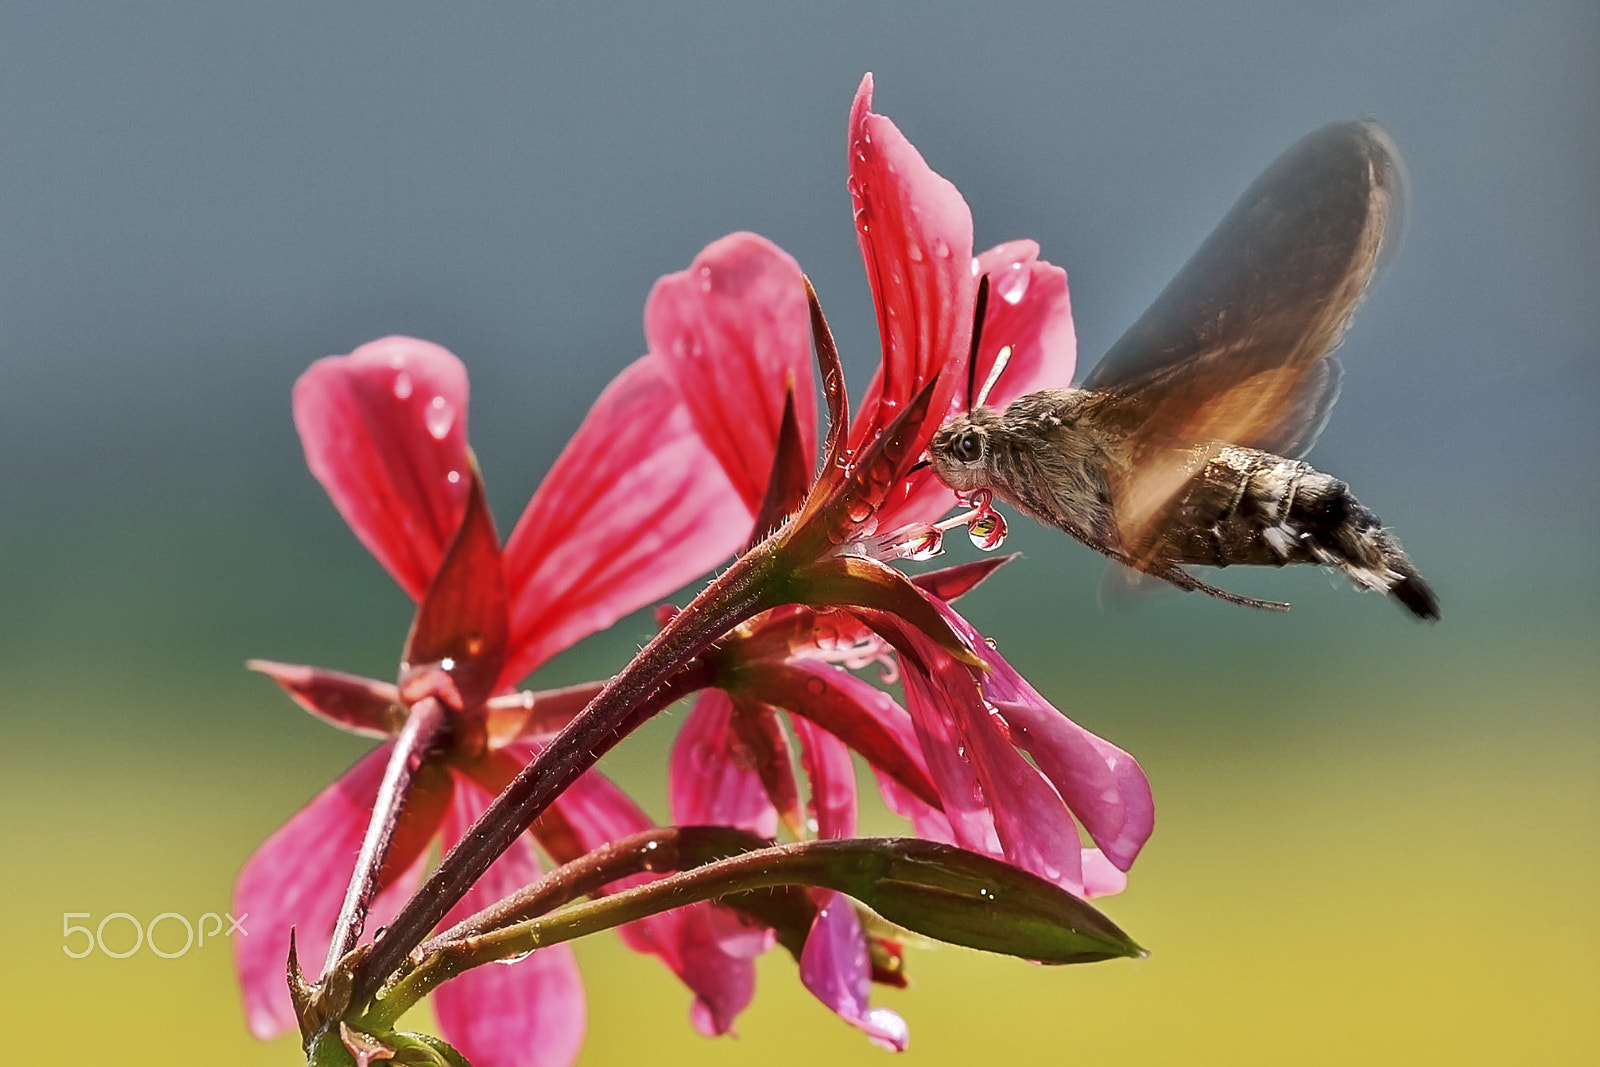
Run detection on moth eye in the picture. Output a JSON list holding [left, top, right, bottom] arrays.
[[954, 430, 983, 463]]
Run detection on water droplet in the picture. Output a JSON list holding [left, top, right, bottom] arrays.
[[931, 237, 951, 259], [999, 265, 1030, 305], [906, 243, 924, 262], [445, 469, 461, 484], [967, 510, 1008, 550], [698, 265, 713, 293], [847, 500, 874, 524], [805, 675, 827, 697], [867, 455, 895, 487], [391, 371, 414, 400], [424, 396, 455, 440], [905, 528, 943, 561], [496, 949, 535, 966]]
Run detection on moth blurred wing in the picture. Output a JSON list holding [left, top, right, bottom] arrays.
[[1088, 121, 1404, 560]]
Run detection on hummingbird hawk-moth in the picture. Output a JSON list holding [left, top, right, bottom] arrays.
[[928, 121, 1439, 620]]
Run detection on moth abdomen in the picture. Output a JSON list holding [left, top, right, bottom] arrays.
[[1161, 446, 1438, 619]]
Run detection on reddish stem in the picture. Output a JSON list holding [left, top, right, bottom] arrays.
[[342, 544, 781, 1009], [323, 695, 451, 977]]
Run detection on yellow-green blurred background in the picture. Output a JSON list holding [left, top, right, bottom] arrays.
[[3, 4, 1594, 1065]]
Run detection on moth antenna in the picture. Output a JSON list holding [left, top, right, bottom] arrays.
[[965, 274, 991, 411], [974, 345, 1012, 409]]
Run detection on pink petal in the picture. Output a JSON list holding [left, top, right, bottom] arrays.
[[969, 240, 1077, 408], [941, 603, 1153, 875], [499, 355, 748, 688], [247, 660, 399, 739], [874, 769, 956, 843], [669, 690, 780, 837], [232, 745, 444, 1039], [799, 892, 909, 1052], [881, 241, 1078, 527], [989, 695, 1154, 873], [1080, 848, 1130, 899], [846, 74, 977, 449], [734, 657, 939, 813], [433, 773, 587, 1067], [647, 233, 817, 512], [293, 337, 472, 601], [894, 654, 1001, 856], [792, 715, 858, 839], [896, 638, 1083, 892]]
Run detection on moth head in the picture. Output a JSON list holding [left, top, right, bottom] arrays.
[[928, 408, 1004, 492]]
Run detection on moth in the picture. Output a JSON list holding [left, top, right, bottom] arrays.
[[928, 121, 1439, 619]]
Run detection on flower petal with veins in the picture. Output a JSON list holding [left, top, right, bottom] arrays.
[[500, 355, 749, 687], [293, 337, 471, 601], [648, 232, 816, 512]]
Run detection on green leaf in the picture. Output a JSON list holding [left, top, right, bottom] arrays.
[[446, 836, 1141, 969]]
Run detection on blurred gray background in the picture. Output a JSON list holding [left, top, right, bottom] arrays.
[[2, 4, 1595, 1065]]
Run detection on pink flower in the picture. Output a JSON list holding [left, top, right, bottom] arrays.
[[654, 74, 1149, 1047], [236, 333, 774, 1067]]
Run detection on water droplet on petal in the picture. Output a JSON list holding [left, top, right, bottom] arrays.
[[424, 396, 455, 440], [445, 469, 461, 484], [698, 265, 713, 293], [905, 528, 943, 561], [967, 510, 1008, 550], [391, 371, 414, 400], [999, 264, 1030, 305], [906, 243, 924, 262], [932, 237, 951, 259], [805, 675, 827, 698]]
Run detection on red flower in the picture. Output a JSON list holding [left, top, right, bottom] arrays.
[[235, 333, 772, 1067], [655, 74, 1149, 1047]]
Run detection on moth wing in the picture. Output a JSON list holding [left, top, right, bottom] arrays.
[[1084, 121, 1404, 553]]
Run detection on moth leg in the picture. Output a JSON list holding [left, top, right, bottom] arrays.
[[1150, 564, 1292, 612]]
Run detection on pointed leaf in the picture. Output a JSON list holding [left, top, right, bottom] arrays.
[[402, 464, 508, 713], [248, 660, 399, 739], [909, 554, 1016, 603], [462, 837, 1140, 967], [745, 384, 813, 550], [803, 275, 851, 486]]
